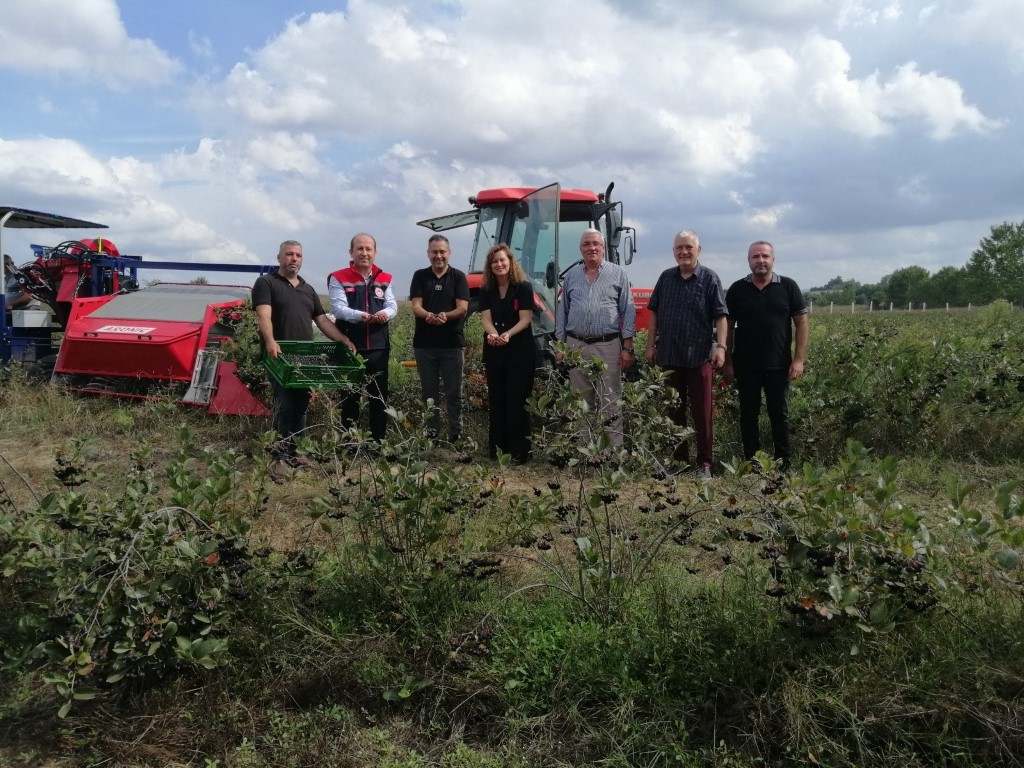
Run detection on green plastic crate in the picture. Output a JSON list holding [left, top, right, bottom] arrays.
[[263, 340, 364, 389]]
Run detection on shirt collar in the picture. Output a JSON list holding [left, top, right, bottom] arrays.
[[678, 263, 704, 280], [271, 271, 306, 286], [743, 273, 781, 284]]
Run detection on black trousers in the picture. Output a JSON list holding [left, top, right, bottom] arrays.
[[341, 348, 389, 441], [486, 360, 536, 463], [736, 368, 791, 462], [271, 382, 311, 459]]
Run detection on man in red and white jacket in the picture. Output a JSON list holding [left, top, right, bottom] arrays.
[[328, 233, 397, 441]]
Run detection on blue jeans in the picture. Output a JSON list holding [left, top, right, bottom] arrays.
[[414, 347, 464, 437]]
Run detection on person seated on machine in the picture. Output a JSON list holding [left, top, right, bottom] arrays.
[[4, 254, 39, 321]]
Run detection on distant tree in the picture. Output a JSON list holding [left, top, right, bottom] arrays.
[[856, 278, 886, 306], [922, 265, 967, 307], [809, 275, 848, 292], [886, 266, 931, 307], [190, 276, 210, 285], [964, 221, 1024, 305], [810, 278, 861, 306]]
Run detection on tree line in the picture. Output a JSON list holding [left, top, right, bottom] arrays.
[[807, 220, 1024, 308]]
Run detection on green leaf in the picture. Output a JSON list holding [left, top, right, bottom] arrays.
[[993, 548, 1021, 570], [58, 700, 73, 719]]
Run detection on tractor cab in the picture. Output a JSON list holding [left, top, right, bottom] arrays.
[[417, 182, 636, 363]]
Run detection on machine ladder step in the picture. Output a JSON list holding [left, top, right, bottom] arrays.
[[183, 347, 221, 405]]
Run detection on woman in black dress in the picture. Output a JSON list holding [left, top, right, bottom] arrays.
[[478, 243, 536, 463]]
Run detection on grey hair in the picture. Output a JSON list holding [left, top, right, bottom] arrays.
[[748, 240, 774, 254], [579, 228, 605, 243], [674, 230, 700, 246], [278, 240, 302, 253]]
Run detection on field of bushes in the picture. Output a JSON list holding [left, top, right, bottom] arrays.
[[1, 301, 1022, 767]]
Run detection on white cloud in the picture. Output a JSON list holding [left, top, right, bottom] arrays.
[[895, 175, 932, 205], [750, 204, 797, 229], [950, 0, 1024, 66], [0, 137, 119, 203], [246, 132, 320, 175], [188, 31, 215, 63], [873, 63, 1000, 139], [794, 37, 998, 140], [0, 0, 179, 87], [0, 136, 257, 269], [837, 0, 902, 27]]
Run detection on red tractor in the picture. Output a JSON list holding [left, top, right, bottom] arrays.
[[417, 182, 650, 364]]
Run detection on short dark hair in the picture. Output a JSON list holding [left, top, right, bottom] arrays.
[[428, 234, 450, 246]]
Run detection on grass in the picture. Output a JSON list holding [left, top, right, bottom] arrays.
[[1, 305, 1023, 766]]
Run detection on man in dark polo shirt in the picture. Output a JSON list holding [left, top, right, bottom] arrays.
[[644, 230, 728, 479], [409, 234, 470, 441], [724, 240, 808, 471], [253, 240, 355, 477]]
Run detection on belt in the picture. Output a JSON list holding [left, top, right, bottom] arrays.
[[567, 332, 619, 344]]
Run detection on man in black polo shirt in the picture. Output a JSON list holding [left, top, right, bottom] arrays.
[[724, 240, 808, 470], [644, 230, 728, 479], [253, 240, 355, 477], [409, 234, 470, 441]]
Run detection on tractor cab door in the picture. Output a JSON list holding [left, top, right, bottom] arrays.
[[505, 184, 561, 342]]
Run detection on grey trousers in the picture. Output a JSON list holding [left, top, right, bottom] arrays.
[[566, 336, 624, 445], [414, 346, 465, 437]]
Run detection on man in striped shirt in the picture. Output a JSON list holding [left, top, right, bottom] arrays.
[[555, 228, 637, 445]]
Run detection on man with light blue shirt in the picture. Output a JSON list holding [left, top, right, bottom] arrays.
[[555, 228, 637, 444]]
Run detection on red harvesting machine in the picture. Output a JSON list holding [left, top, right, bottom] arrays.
[[2, 206, 273, 415]]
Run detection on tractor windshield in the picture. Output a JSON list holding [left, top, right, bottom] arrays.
[[507, 185, 560, 339], [468, 206, 503, 274]]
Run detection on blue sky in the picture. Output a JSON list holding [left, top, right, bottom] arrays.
[[1, 0, 1022, 296]]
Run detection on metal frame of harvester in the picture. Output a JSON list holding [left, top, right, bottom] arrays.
[[1, 206, 274, 415]]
